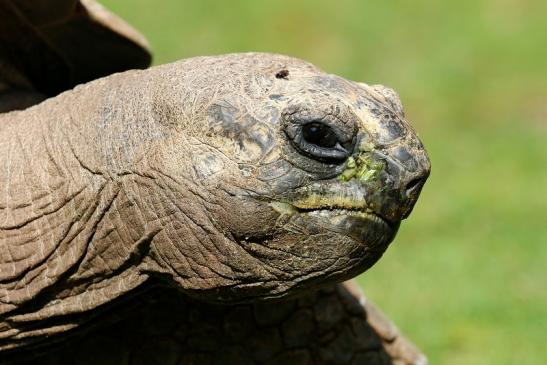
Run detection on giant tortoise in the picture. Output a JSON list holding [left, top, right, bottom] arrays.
[[0, 1, 430, 364]]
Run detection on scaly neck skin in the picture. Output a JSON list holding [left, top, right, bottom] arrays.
[[0, 71, 171, 350], [0, 68, 268, 351]]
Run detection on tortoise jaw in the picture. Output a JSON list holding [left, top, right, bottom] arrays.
[[269, 201, 400, 245], [271, 179, 403, 224], [270, 187, 399, 224], [304, 208, 400, 245]]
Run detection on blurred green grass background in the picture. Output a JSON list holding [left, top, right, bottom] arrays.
[[102, 1, 547, 363]]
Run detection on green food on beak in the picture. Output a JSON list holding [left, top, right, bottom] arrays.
[[339, 154, 385, 183]]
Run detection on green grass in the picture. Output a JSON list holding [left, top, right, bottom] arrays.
[[103, 1, 547, 363]]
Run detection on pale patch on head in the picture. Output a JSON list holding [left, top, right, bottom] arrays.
[[192, 152, 224, 180], [206, 101, 277, 164]]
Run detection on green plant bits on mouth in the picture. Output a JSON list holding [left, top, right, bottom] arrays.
[[339, 156, 357, 181], [339, 153, 384, 183], [346, 156, 357, 169], [356, 167, 379, 182]]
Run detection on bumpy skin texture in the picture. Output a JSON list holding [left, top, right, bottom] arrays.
[[3, 281, 426, 365], [0, 52, 430, 362]]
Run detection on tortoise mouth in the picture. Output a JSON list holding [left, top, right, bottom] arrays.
[[270, 201, 400, 245], [300, 207, 399, 243], [294, 205, 384, 220]]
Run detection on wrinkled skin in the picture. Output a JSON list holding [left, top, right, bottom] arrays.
[[0, 53, 429, 352]]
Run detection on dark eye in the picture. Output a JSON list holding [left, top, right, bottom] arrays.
[[283, 106, 358, 165], [302, 122, 338, 148], [285, 121, 349, 163]]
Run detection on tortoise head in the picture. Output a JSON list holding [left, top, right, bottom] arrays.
[[142, 53, 430, 301]]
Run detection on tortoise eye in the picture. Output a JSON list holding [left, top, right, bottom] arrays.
[[302, 122, 339, 148], [286, 121, 349, 163], [283, 108, 355, 164]]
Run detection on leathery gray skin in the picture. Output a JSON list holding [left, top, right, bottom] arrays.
[[0, 53, 429, 351]]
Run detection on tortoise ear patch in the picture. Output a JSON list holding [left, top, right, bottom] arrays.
[[275, 69, 290, 80]]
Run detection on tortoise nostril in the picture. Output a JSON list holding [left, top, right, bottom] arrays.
[[405, 177, 425, 196]]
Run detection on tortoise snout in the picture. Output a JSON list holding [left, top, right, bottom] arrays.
[[404, 173, 428, 200], [364, 148, 430, 222], [397, 167, 429, 219]]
